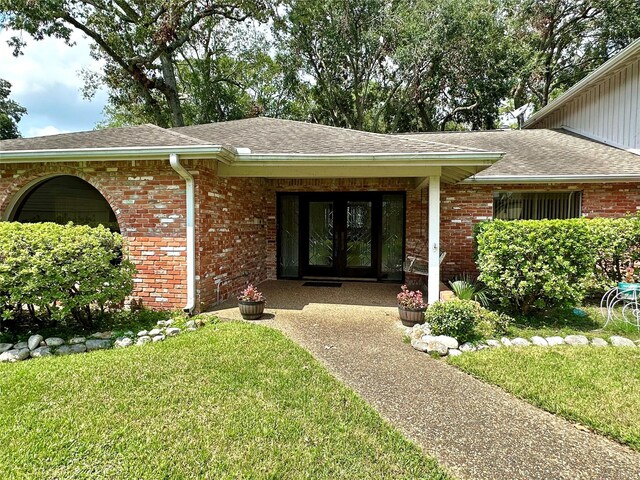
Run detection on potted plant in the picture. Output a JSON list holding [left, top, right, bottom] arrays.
[[238, 284, 266, 320], [619, 266, 640, 299], [397, 285, 427, 327]]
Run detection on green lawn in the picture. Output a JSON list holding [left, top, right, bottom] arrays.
[[0, 321, 449, 479], [450, 347, 640, 451], [506, 305, 640, 341]]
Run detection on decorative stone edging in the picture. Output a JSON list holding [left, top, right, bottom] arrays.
[[0, 319, 198, 363], [406, 323, 639, 357]]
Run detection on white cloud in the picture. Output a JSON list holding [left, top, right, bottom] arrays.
[[0, 29, 107, 136], [26, 125, 69, 138]]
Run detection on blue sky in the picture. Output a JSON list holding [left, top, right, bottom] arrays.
[[0, 29, 107, 137]]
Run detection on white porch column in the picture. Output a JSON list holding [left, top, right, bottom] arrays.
[[428, 175, 441, 305]]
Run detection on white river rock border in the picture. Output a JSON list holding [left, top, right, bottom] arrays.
[[0, 319, 199, 363], [406, 323, 639, 357]]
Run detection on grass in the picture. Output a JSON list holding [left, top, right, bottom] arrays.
[[449, 346, 640, 451], [505, 305, 640, 341], [0, 321, 449, 479]]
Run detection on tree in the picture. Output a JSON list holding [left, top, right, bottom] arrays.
[[0, 79, 26, 139], [507, 0, 640, 125], [1, 0, 271, 127], [275, 0, 395, 131], [388, 0, 518, 131]]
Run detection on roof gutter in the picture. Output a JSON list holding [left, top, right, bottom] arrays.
[[234, 151, 503, 164], [524, 37, 640, 128], [169, 153, 196, 315], [0, 145, 236, 163], [464, 174, 640, 184]]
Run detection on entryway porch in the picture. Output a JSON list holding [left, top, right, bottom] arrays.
[[210, 279, 451, 321]]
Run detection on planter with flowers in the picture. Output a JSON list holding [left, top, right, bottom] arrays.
[[618, 266, 640, 300], [238, 284, 266, 320], [397, 285, 427, 327]]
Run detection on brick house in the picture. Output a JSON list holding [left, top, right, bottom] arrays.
[[1, 39, 638, 312]]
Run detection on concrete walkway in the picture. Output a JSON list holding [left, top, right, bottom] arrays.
[[212, 280, 640, 480]]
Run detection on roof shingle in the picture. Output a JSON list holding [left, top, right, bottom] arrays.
[[0, 124, 206, 151], [172, 117, 487, 155], [401, 129, 640, 178]]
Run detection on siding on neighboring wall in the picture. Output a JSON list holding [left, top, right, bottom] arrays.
[[0, 160, 190, 310], [529, 58, 640, 151]]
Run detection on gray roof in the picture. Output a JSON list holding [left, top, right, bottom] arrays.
[[172, 117, 486, 155], [402, 128, 640, 178], [0, 124, 206, 151]]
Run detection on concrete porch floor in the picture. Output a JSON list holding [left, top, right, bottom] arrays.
[[212, 280, 402, 320]]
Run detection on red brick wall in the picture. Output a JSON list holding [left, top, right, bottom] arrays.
[[439, 182, 640, 279], [4, 159, 639, 311], [0, 160, 189, 310], [194, 162, 269, 311]]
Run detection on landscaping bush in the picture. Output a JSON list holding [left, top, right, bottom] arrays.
[[425, 299, 511, 343], [586, 217, 640, 293], [475, 216, 640, 313], [0, 222, 135, 327], [474, 219, 594, 313]]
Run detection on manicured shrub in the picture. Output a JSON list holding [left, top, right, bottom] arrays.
[[474, 219, 595, 313], [475, 217, 640, 313], [586, 217, 640, 293], [0, 222, 135, 327], [425, 299, 510, 343]]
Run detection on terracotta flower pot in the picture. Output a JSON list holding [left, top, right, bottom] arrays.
[[238, 300, 265, 320], [398, 305, 427, 327]]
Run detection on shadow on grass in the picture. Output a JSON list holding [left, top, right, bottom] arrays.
[[507, 304, 640, 339]]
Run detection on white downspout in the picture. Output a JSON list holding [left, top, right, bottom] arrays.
[[169, 153, 196, 314]]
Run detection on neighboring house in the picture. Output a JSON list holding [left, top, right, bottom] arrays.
[[0, 39, 638, 312]]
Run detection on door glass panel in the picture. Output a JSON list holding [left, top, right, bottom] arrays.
[[308, 201, 334, 267], [346, 201, 372, 267], [382, 195, 404, 280], [278, 195, 299, 277]]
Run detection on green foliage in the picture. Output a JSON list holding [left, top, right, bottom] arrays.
[[0, 79, 26, 139], [475, 219, 594, 313], [585, 217, 640, 293], [449, 274, 490, 306], [426, 299, 511, 343], [1, 0, 272, 127], [475, 217, 640, 314], [0, 222, 135, 327], [507, 0, 640, 123]]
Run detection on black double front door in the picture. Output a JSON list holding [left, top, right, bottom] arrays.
[[277, 192, 405, 281], [301, 193, 378, 278]]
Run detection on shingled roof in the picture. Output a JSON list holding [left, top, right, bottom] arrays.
[[0, 124, 207, 151], [172, 117, 487, 155], [402, 128, 640, 180]]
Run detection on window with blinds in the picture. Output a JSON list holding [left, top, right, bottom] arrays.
[[493, 191, 582, 220]]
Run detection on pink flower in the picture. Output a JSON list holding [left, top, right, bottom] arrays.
[[238, 284, 265, 302], [397, 284, 426, 309]]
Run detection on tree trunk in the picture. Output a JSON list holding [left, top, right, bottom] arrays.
[[159, 52, 185, 127]]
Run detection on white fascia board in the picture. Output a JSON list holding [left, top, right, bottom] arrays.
[[232, 151, 504, 166], [524, 37, 640, 128], [0, 145, 235, 163], [464, 174, 640, 184]]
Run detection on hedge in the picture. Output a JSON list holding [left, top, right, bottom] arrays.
[[0, 222, 135, 326], [474, 216, 640, 313]]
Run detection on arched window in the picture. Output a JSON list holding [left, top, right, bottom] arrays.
[[12, 176, 119, 232]]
